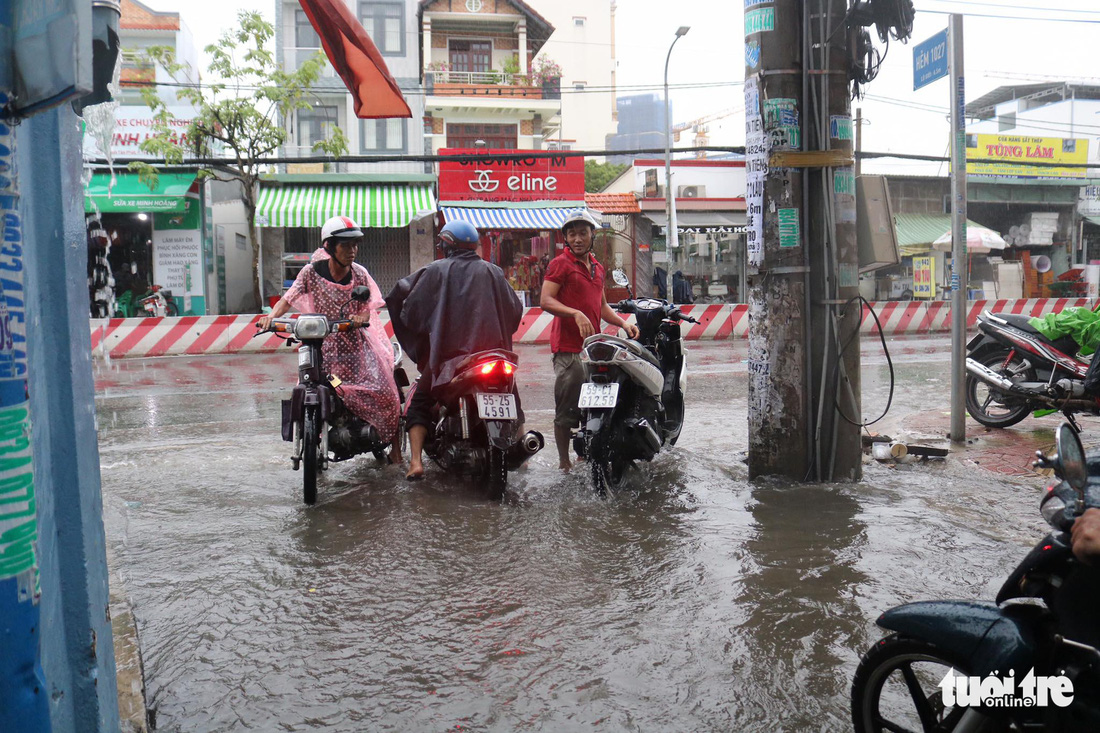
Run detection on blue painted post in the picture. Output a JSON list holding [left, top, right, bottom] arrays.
[[18, 103, 121, 732]]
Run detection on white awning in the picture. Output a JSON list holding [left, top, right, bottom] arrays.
[[643, 210, 747, 233], [441, 205, 582, 230]]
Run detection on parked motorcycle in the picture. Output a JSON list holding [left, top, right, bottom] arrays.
[[257, 285, 409, 505], [966, 309, 1099, 431], [413, 349, 544, 500], [572, 269, 698, 493], [851, 422, 1100, 732], [138, 284, 179, 317]]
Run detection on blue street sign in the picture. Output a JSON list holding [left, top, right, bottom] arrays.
[[913, 29, 949, 90]]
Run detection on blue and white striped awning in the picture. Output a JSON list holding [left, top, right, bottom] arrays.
[[441, 206, 582, 230], [256, 184, 435, 228]]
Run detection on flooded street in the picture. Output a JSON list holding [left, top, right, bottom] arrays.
[[95, 339, 1057, 732]]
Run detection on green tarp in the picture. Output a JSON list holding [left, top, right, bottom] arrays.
[[84, 172, 197, 213], [1030, 307, 1100, 356]]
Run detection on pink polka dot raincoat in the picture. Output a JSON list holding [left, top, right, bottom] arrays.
[[283, 249, 401, 441]]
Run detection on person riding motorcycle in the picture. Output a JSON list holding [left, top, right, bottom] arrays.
[[385, 220, 524, 481], [258, 216, 403, 462]]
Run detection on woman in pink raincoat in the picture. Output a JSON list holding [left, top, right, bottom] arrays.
[[259, 216, 402, 463]]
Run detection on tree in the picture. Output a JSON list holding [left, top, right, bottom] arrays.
[[132, 11, 348, 310], [585, 160, 628, 193]]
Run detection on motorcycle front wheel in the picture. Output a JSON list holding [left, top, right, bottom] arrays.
[[965, 349, 1035, 428], [302, 406, 320, 505], [851, 634, 981, 733]]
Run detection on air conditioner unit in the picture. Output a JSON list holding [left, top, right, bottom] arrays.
[[678, 185, 705, 198]]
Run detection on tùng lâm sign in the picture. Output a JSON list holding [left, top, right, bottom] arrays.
[[438, 149, 585, 202]]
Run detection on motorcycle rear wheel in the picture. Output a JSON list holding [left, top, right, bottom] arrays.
[[852, 634, 980, 733], [965, 349, 1035, 428], [486, 446, 507, 501], [587, 431, 629, 496], [303, 406, 320, 505]]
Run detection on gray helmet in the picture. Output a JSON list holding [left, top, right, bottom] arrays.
[[560, 209, 600, 235]]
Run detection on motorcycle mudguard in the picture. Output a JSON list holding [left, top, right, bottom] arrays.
[[485, 419, 518, 450], [877, 600, 1037, 678], [996, 532, 1071, 604]]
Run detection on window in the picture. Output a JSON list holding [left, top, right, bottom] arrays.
[[362, 118, 407, 153], [359, 2, 404, 55], [446, 123, 518, 149], [573, 16, 586, 27], [574, 82, 586, 91], [295, 10, 320, 48], [449, 40, 492, 73], [297, 105, 339, 152]]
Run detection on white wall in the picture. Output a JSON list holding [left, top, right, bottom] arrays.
[[625, 162, 747, 198], [531, 0, 616, 153]]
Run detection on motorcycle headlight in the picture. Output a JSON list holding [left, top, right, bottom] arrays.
[[293, 316, 329, 340], [1040, 490, 1068, 529]]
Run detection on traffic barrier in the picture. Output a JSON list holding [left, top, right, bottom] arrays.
[[89, 298, 1096, 359]]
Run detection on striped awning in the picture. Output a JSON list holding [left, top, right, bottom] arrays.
[[441, 206, 581, 230], [256, 184, 435, 228]]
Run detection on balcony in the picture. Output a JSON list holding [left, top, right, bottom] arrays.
[[425, 70, 559, 100]]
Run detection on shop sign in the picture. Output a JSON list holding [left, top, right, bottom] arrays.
[[1080, 185, 1100, 218], [679, 225, 747, 234], [913, 255, 936, 299], [644, 169, 659, 198], [82, 105, 199, 160], [153, 196, 205, 302], [967, 134, 1090, 180], [438, 148, 585, 202]]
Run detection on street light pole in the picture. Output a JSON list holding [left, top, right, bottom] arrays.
[[664, 25, 689, 301]]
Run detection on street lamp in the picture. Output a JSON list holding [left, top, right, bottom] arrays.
[[664, 25, 689, 301]]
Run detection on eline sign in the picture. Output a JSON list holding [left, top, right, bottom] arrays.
[[438, 148, 585, 202], [913, 29, 949, 90]]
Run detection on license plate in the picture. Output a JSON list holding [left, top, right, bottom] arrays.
[[298, 346, 312, 368], [476, 392, 517, 420], [578, 382, 619, 409]]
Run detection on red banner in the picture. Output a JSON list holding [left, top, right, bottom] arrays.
[[438, 149, 585, 202]]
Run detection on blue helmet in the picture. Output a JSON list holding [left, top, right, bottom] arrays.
[[438, 220, 480, 249]]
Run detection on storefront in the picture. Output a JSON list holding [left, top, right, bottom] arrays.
[[83, 170, 209, 317], [437, 149, 586, 307], [642, 210, 748, 303], [254, 174, 437, 300]]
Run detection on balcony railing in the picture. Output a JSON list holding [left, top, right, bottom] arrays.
[[425, 70, 559, 100]]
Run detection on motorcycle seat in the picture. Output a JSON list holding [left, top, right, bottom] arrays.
[[582, 334, 661, 369], [992, 312, 1081, 357]]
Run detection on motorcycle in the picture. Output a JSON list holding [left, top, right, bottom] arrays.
[[571, 269, 698, 493], [257, 285, 410, 505], [138, 284, 179, 317], [851, 422, 1100, 732], [413, 349, 544, 500], [965, 309, 1100, 431]]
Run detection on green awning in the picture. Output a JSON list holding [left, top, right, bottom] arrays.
[[84, 172, 197, 213], [894, 213, 986, 257], [255, 184, 436, 228]]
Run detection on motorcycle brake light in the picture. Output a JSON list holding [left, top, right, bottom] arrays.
[[503, 362, 514, 375], [480, 361, 498, 375]]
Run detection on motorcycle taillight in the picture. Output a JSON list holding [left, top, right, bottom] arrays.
[[477, 360, 516, 378]]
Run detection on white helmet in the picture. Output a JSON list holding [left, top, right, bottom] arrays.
[[560, 209, 600, 234], [320, 215, 363, 243]]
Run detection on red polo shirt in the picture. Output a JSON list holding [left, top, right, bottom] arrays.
[[544, 248, 605, 353]]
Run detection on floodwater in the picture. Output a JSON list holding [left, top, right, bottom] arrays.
[[95, 339, 1054, 732]]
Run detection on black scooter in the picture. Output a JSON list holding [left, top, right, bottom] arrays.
[[851, 423, 1100, 732], [257, 286, 410, 505], [572, 269, 698, 493], [411, 349, 544, 500]]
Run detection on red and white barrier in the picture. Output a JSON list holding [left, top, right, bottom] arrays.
[[89, 299, 1096, 359]]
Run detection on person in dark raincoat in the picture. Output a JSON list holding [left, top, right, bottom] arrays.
[[385, 220, 523, 480]]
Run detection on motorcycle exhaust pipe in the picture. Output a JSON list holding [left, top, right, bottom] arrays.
[[628, 419, 662, 459], [505, 430, 545, 470], [965, 357, 1092, 409]]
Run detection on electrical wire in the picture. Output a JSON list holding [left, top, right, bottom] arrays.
[[922, 0, 1100, 13], [834, 296, 895, 428], [917, 7, 1100, 22]]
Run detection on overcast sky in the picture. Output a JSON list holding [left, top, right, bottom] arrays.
[[143, 0, 1100, 174]]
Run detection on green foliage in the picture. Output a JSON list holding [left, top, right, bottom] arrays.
[[585, 160, 629, 193], [130, 11, 349, 308], [501, 54, 521, 79]]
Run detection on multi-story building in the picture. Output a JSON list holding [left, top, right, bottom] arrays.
[[419, 0, 560, 153], [606, 93, 670, 165], [531, 0, 617, 153]]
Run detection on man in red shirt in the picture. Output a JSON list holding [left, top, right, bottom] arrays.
[[540, 210, 639, 470]]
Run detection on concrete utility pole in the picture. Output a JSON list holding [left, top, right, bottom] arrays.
[[948, 14, 968, 443], [745, 0, 861, 481]]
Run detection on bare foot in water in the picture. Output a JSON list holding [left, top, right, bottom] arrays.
[[406, 459, 425, 481]]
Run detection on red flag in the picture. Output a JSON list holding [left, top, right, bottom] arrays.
[[297, 0, 412, 119]]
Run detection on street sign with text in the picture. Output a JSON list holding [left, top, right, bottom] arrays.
[[913, 29, 948, 90]]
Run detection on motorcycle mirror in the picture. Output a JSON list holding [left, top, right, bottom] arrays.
[[351, 285, 372, 302], [1056, 423, 1087, 493], [612, 269, 629, 287]]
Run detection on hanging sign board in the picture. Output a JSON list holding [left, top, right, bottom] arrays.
[[438, 149, 585, 202], [913, 29, 948, 91]]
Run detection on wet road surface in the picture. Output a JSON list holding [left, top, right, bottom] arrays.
[[95, 338, 1068, 732]]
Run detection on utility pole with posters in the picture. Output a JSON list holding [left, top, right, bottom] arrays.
[[745, 0, 909, 481]]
